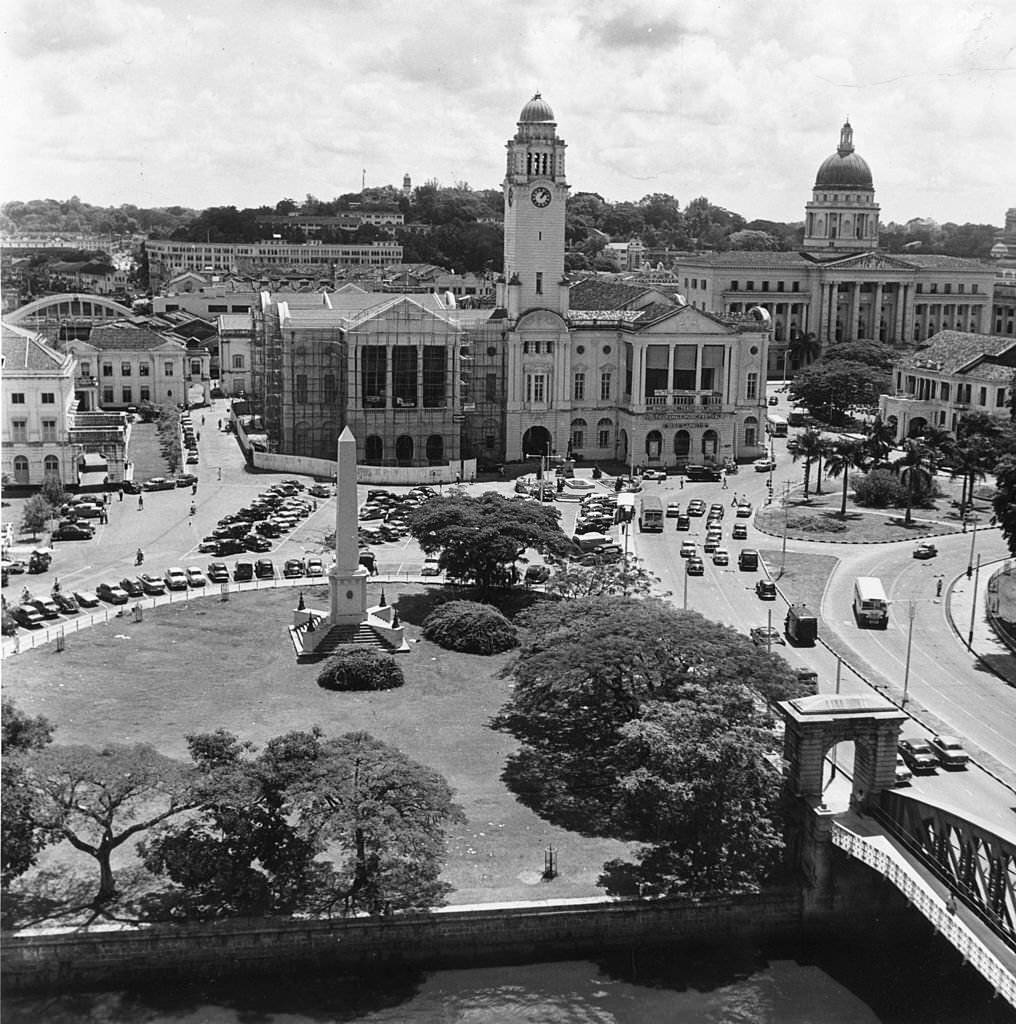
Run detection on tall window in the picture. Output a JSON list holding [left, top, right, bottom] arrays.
[[573, 372, 585, 401], [44, 455, 60, 477], [746, 372, 758, 400], [10, 393, 25, 404], [122, 387, 132, 404], [41, 392, 55, 404], [422, 347, 445, 408], [295, 374, 308, 404], [140, 387, 151, 401], [393, 346, 418, 407], [103, 363, 113, 377], [485, 374, 497, 402], [323, 373, 337, 404], [673, 346, 696, 390], [121, 361, 132, 376], [80, 361, 91, 377], [744, 416, 758, 447], [11, 419, 27, 442], [102, 387, 114, 404], [536, 272, 543, 295], [597, 418, 612, 448], [526, 374, 546, 403], [362, 346, 386, 406], [139, 363, 150, 376], [570, 418, 587, 450], [164, 361, 174, 376], [232, 354, 245, 369], [600, 372, 611, 401], [190, 359, 201, 376], [42, 419, 58, 442]]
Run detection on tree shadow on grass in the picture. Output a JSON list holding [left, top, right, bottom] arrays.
[[395, 585, 547, 625]]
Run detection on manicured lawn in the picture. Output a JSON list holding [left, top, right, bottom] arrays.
[[757, 551, 839, 611], [127, 421, 170, 481], [3, 583, 628, 912]]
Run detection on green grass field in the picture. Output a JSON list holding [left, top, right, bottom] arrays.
[[4, 583, 628, 909]]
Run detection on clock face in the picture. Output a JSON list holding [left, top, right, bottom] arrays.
[[531, 186, 552, 208]]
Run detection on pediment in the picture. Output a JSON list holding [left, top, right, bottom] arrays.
[[640, 305, 735, 335], [516, 309, 569, 332], [825, 251, 917, 272]]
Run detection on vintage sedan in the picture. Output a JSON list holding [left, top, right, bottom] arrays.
[[119, 578, 145, 598], [164, 567, 189, 591], [96, 582, 129, 605], [73, 589, 101, 608], [185, 567, 208, 588], [138, 574, 167, 596], [913, 542, 938, 560], [750, 625, 785, 647], [206, 562, 230, 583], [898, 738, 938, 774], [142, 476, 176, 492]]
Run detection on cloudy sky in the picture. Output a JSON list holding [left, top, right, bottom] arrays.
[[2, 0, 1013, 226]]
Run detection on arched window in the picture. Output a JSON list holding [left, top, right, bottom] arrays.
[[702, 429, 719, 458], [43, 455, 60, 478], [743, 416, 758, 448], [365, 435, 383, 464], [674, 430, 691, 458], [645, 429, 662, 460], [482, 419, 499, 452], [395, 435, 414, 466], [597, 417, 613, 448], [425, 434, 444, 464], [570, 418, 587, 450], [13, 456, 29, 484]]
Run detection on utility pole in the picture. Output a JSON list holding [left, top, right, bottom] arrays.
[[967, 553, 982, 648], [966, 521, 978, 578], [902, 600, 916, 706], [779, 480, 791, 578]]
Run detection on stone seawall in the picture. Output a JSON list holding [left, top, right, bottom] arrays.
[[3, 862, 901, 994]]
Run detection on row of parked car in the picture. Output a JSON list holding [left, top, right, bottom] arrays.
[[357, 487, 435, 546], [198, 480, 321, 557]]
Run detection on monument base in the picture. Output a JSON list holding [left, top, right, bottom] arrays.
[[289, 599, 409, 661]]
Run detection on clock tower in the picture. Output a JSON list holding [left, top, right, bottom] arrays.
[[500, 93, 569, 318]]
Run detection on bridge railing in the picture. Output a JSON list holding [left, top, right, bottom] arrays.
[[832, 821, 1016, 1008]]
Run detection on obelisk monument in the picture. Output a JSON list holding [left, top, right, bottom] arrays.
[[329, 426, 368, 625]]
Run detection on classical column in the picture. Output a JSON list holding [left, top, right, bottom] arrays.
[[873, 281, 884, 340], [848, 282, 861, 341], [667, 344, 675, 401], [893, 283, 906, 342]]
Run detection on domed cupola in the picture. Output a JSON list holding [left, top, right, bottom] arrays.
[[803, 121, 880, 252], [519, 92, 555, 124], [814, 121, 874, 190]]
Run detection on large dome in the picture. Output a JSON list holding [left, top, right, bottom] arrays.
[[519, 92, 555, 123], [814, 121, 873, 190]]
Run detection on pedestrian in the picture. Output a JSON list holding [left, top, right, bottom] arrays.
[[118, 488, 123, 502], [136, 548, 144, 566], [100, 508, 108, 524], [679, 476, 684, 490], [217, 466, 222, 481], [936, 579, 943, 598], [201, 415, 205, 426], [191, 482, 197, 496], [721, 475, 728, 490], [218, 419, 222, 431], [138, 495, 144, 511], [197, 431, 201, 442], [189, 502, 196, 518], [52, 578, 61, 593]]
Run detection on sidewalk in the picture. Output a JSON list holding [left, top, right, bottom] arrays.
[[946, 554, 1016, 687]]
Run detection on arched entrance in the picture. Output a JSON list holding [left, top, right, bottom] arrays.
[[522, 425, 552, 460], [13, 455, 29, 484], [702, 429, 719, 460], [425, 434, 444, 464], [617, 428, 629, 465], [365, 435, 383, 465], [395, 435, 414, 466], [674, 430, 690, 461], [908, 417, 928, 438], [645, 430, 662, 461]]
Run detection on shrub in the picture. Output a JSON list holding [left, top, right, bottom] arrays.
[[852, 469, 911, 508], [317, 647, 405, 691], [422, 600, 518, 655]]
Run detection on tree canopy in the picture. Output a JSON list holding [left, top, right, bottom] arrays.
[[406, 491, 573, 591], [789, 359, 890, 424], [495, 598, 811, 895]]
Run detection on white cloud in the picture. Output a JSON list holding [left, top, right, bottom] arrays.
[[1, 0, 1013, 225]]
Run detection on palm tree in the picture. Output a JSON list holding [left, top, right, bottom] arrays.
[[890, 438, 937, 525], [788, 428, 825, 498], [825, 439, 869, 517], [787, 330, 822, 370], [950, 436, 994, 515], [864, 416, 896, 468]]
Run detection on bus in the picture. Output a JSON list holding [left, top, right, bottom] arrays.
[[766, 412, 788, 437], [787, 407, 808, 427], [853, 577, 889, 629], [638, 494, 664, 532]]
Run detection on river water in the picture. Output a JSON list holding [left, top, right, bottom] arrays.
[[6, 922, 1015, 1024]]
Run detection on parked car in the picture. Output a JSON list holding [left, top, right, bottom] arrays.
[[254, 559, 275, 580], [703, 531, 722, 553], [215, 538, 247, 557], [68, 502, 103, 519], [244, 534, 273, 553], [898, 738, 939, 774], [736, 502, 753, 518], [185, 567, 207, 588], [11, 604, 45, 629], [666, 502, 681, 518], [732, 522, 749, 540], [684, 465, 722, 482], [679, 540, 698, 558], [750, 625, 785, 647], [928, 734, 969, 769], [754, 457, 776, 472], [739, 549, 759, 571], [175, 474, 199, 488], [121, 480, 142, 494], [894, 754, 913, 786], [119, 577, 145, 598], [142, 477, 176, 491], [28, 596, 61, 619], [164, 567, 189, 591], [73, 589, 101, 608], [708, 503, 725, 520], [186, 454, 199, 465], [675, 514, 691, 531], [421, 556, 442, 576], [641, 469, 667, 481], [283, 559, 305, 579], [686, 557, 705, 576], [305, 557, 325, 577], [755, 580, 777, 600], [687, 499, 706, 516], [234, 561, 255, 582], [207, 562, 230, 583], [52, 522, 95, 541], [197, 536, 220, 553], [138, 574, 166, 596], [712, 548, 730, 566], [308, 484, 332, 498], [96, 582, 129, 605], [913, 542, 938, 560], [50, 591, 79, 614], [525, 564, 551, 584], [27, 549, 53, 574]]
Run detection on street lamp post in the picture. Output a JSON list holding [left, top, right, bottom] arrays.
[[967, 553, 982, 648], [966, 521, 978, 578], [902, 600, 916, 706], [683, 560, 689, 611]]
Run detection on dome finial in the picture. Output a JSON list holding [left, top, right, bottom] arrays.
[[838, 120, 854, 157]]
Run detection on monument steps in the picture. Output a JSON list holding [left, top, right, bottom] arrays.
[[302, 621, 396, 658]]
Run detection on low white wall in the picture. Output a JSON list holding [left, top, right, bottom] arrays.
[[250, 449, 477, 486]]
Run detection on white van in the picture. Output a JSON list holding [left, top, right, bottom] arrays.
[[853, 577, 889, 628]]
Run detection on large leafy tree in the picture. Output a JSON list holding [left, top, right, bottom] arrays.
[[1, 701, 55, 886], [994, 455, 1016, 557], [864, 415, 897, 468], [407, 491, 573, 591], [22, 743, 197, 906], [495, 598, 811, 896], [543, 555, 661, 599], [789, 360, 889, 424], [21, 494, 52, 540]]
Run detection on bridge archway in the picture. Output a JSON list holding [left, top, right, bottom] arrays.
[[6, 293, 133, 327], [778, 693, 906, 812]]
